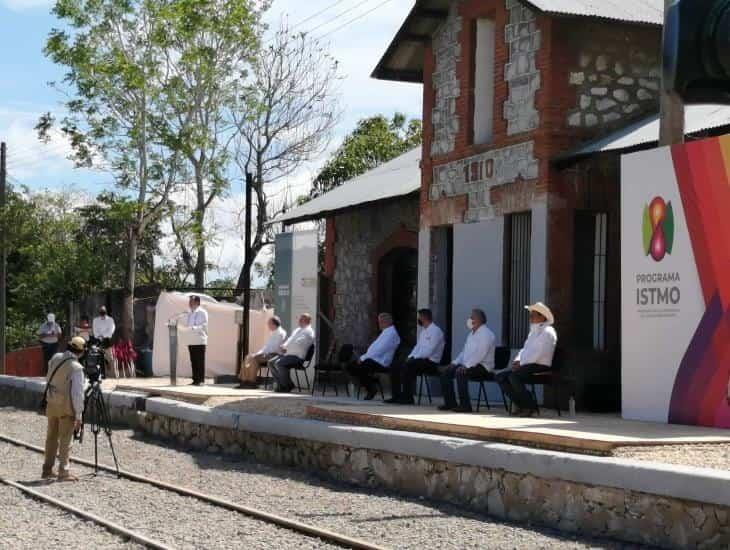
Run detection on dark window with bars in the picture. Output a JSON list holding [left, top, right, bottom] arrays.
[[504, 212, 532, 348], [573, 211, 608, 350]]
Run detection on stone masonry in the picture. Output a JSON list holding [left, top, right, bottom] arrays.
[[430, 140, 539, 222], [504, 0, 541, 136], [332, 197, 418, 350], [566, 42, 660, 130], [431, 2, 462, 157]]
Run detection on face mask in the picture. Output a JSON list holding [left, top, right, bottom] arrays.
[[466, 318, 474, 330]]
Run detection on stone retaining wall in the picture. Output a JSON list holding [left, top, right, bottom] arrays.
[[2, 377, 729, 549]]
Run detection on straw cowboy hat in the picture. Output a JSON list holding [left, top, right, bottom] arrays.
[[68, 337, 87, 353], [525, 302, 554, 325]]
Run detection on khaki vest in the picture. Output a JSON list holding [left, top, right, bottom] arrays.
[[46, 353, 83, 418]]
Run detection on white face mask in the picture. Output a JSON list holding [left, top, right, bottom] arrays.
[[466, 318, 474, 330]]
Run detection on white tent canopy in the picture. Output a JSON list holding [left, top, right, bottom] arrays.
[[152, 291, 272, 378]]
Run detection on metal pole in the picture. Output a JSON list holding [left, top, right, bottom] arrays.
[[0, 142, 6, 375], [659, 0, 685, 146], [241, 172, 253, 365], [167, 320, 178, 386]]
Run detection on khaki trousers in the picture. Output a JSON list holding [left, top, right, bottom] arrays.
[[43, 416, 75, 473], [239, 353, 272, 383]]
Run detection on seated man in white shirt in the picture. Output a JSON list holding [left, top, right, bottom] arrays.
[[386, 308, 444, 405], [438, 308, 495, 413], [237, 316, 287, 389], [269, 313, 315, 393], [497, 302, 558, 417], [347, 312, 401, 401]]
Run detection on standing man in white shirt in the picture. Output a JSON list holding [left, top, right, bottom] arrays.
[[497, 302, 557, 417], [347, 312, 401, 401], [386, 309, 444, 405], [92, 306, 116, 344], [185, 295, 209, 386], [237, 315, 287, 389], [438, 308, 495, 413], [269, 313, 315, 393], [38, 313, 63, 373]]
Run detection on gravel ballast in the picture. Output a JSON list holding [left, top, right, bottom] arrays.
[[0, 407, 647, 549], [0, 484, 143, 550]]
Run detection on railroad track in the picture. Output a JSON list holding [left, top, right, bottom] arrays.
[[0, 433, 388, 550]]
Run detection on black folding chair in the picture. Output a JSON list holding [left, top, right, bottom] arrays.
[[416, 345, 449, 405], [525, 347, 564, 416], [474, 346, 511, 413], [291, 344, 315, 393], [311, 344, 353, 397]]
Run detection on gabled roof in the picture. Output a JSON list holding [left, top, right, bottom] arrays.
[[373, 0, 663, 83], [554, 105, 730, 163], [274, 148, 421, 225]]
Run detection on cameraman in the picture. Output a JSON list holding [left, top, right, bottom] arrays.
[[42, 337, 86, 482]]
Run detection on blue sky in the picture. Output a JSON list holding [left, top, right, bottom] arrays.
[[0, 0, 422, 194]]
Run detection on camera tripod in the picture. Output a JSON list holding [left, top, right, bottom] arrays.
[[76, 381, 121, 477]]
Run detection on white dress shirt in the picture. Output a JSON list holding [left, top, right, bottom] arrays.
[[283, 325, 315, 359], [361, 325, 401, 367], [38, 321, 62, 344], [454, 324, 496, 370], [515, 323, 557, 367], [92, 316, 116, 340], [408, 322, 445, 364], [258, 326, 287, 355], [185, 307, 209, 346]]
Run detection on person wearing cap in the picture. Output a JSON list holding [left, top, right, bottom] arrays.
[[184, 295, 209, 386], [497, 302, 558, 417], [92, 306, 116, 343], [38, 313, 63, 373], [237, 316, 287, 389], [42, 337, 86, 481]]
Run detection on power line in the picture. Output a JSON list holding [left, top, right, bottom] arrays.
[[315, 0, 395, 41], [303, 0, 375, 37], [288, 0, 352, 31]]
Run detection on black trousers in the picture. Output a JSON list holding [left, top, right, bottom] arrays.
[[188, 345, 206, 383], [269, 354, 304, 391], [347, 358, 389, 393], [496, 363, 551, 411], [440, 364, 489, 411], [390, 358, 439, 402], [41, 343, 59, 374]]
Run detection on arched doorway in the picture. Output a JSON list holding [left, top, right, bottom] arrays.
[[377, 247, 418, 346]]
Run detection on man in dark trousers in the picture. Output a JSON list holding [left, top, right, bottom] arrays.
[[184, 295, 209, 386]]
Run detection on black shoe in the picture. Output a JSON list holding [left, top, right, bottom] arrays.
[[237, 382, 258, 389], [364, 389, 377, 401], [438, 404, 455, 411], [452, 406, 474, 413], [384, 397, 400, 404], [519, 408, 538, 417], [398, 397, 415, 405]]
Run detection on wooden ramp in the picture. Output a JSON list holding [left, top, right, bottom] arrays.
[[306, 403, 730, 454]]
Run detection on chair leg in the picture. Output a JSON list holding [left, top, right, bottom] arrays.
[[425, 376, 432, 404], [500, 389, 510, 413], [476, 383, 483, 412], [417, 376, 424, 405], [531, 384, 540, 415], [303, 369, 310, 393], [293, 370, 301, 393]]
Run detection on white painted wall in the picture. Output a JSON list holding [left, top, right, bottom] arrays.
[[417, 228, 431, 310], [530, 202, 548, 303], [473, 19, 496, 145]]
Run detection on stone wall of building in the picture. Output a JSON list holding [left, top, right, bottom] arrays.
[[431, 2, 463, 157], [503, 0, 541, 136], [564, 25, 661, 131], [331, 197, 419, 350]]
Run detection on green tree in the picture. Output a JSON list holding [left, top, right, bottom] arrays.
[[40, 0, 184, 338], [309, 113, 422, 199]]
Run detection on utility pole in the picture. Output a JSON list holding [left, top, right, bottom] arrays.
[[659, 0, 685, 146], [0, 142, 7, 375], [239, 171, 254, 370]]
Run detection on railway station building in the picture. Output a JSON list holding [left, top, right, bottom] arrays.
[[278, 0, 730, 410]]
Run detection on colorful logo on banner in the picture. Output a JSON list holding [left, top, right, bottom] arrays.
[[642, 197, 675, 262], [669, 135, 730, 428]]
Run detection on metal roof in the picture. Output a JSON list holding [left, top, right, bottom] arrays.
[[373, 0, 663, 83], [555, 105, 730, 163], [274, 148, 421, 225]]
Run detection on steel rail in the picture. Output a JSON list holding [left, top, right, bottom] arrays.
[[0, 474, 173, 550], [0, 433, 389, 550]]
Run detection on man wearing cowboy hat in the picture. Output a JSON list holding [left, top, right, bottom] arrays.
[[497, 302, 557, 417]]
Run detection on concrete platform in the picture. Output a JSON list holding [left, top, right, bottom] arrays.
[[306, 402, 730, 453]]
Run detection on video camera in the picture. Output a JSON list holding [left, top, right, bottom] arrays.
[[83, 337, 110, 383]]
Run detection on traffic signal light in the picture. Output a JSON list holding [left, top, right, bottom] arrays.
[[663, 0, 730, 103]]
